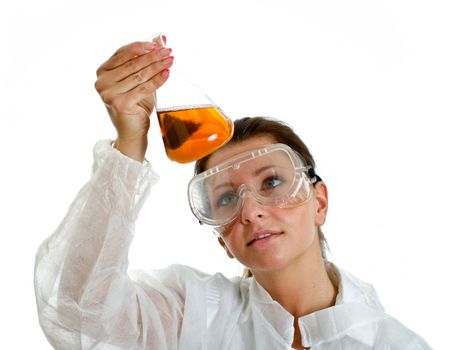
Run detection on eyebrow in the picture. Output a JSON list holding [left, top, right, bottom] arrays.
[[253, 165, 275, 176], [211, 165, 277, 192]]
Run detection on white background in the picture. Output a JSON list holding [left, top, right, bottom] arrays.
[[1, 0, 459, 348]]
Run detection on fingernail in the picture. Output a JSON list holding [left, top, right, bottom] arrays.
[[144, 42, 156, 51], [162, 35, 167, 44], [163, 56, 174, 66], [160, 47, 172, 57], [162, 69, 170, 78]]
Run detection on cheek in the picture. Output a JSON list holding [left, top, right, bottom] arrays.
[[278, 205, 315, 226], [215, 219, 238, 238], [220, 235, 244, 260], [226, 229, 244, 251], [279, 206, 317, 239], [220, 224, 243, 250]]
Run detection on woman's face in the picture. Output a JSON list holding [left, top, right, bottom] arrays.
[[205, 136, 328, 274]]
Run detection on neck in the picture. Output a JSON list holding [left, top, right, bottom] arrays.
[[252, 238, 337, 318]]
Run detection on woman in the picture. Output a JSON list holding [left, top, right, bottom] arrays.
[[34, 39, 431, 349]]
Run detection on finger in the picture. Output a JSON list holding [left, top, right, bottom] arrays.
[[97, 41, 158, 73], [95, 47, 172, 92], [112, 47, 172, 81], [151, 34, 167, 47], [125, 69, 171, 106], [110, 56, 174, 95]]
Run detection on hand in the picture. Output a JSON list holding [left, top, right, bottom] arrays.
[[94, 40, 173, 161]]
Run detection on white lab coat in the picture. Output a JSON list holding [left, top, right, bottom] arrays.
[[34, 140, 432, 349]]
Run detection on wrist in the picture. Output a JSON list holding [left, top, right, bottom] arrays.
[[114, 136, 147, 162]]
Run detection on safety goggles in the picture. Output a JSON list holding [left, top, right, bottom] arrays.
[[188, 143, 321, 228]]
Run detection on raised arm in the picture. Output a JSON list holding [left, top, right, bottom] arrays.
[[34, 38, 183, 349]]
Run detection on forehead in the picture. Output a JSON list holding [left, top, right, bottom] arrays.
[[206, 136, 278, 169]]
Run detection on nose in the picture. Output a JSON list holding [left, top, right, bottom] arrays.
[[239, 191, 268, 224]]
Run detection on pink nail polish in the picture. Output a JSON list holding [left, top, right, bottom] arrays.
[[162, 35, 167, 44]]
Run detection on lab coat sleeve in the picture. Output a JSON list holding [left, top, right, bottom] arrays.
[[34, 140, 184, 350]]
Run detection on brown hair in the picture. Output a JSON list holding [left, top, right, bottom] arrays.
[[194, 117, 329, 277]]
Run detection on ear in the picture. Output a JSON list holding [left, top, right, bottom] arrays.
[[217, 237, 235, 259], [313, 182, 328, 226]]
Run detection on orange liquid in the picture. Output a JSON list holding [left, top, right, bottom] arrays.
[[157, 105, 233, 163]]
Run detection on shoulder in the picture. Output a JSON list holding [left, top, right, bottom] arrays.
[[374, 317, 432, 349], [329, 263, 432, 349]]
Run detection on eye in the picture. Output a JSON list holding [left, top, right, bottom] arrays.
[[216, 191, 238, 208], [262, 176, 284, 190]]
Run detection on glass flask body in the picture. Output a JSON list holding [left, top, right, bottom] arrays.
[[157, 104, 233, 163], [152, 35, 233, 163]]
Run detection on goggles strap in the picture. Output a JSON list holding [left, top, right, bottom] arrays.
[[307, 167, 322, 184]]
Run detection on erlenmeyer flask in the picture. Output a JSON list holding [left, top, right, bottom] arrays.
[[152, 36, 233, 163]]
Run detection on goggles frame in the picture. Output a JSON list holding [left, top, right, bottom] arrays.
[[188, 143, 321, 228]]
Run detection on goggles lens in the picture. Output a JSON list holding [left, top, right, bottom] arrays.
[[188, 144, 316, 227]]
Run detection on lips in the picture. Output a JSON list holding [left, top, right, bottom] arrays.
[[247, 230, 282, 246]]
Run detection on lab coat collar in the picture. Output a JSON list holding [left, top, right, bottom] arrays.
[[248, 262, 388, 347]]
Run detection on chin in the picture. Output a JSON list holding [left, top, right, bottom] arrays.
[[247, 253, 291, 273]]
